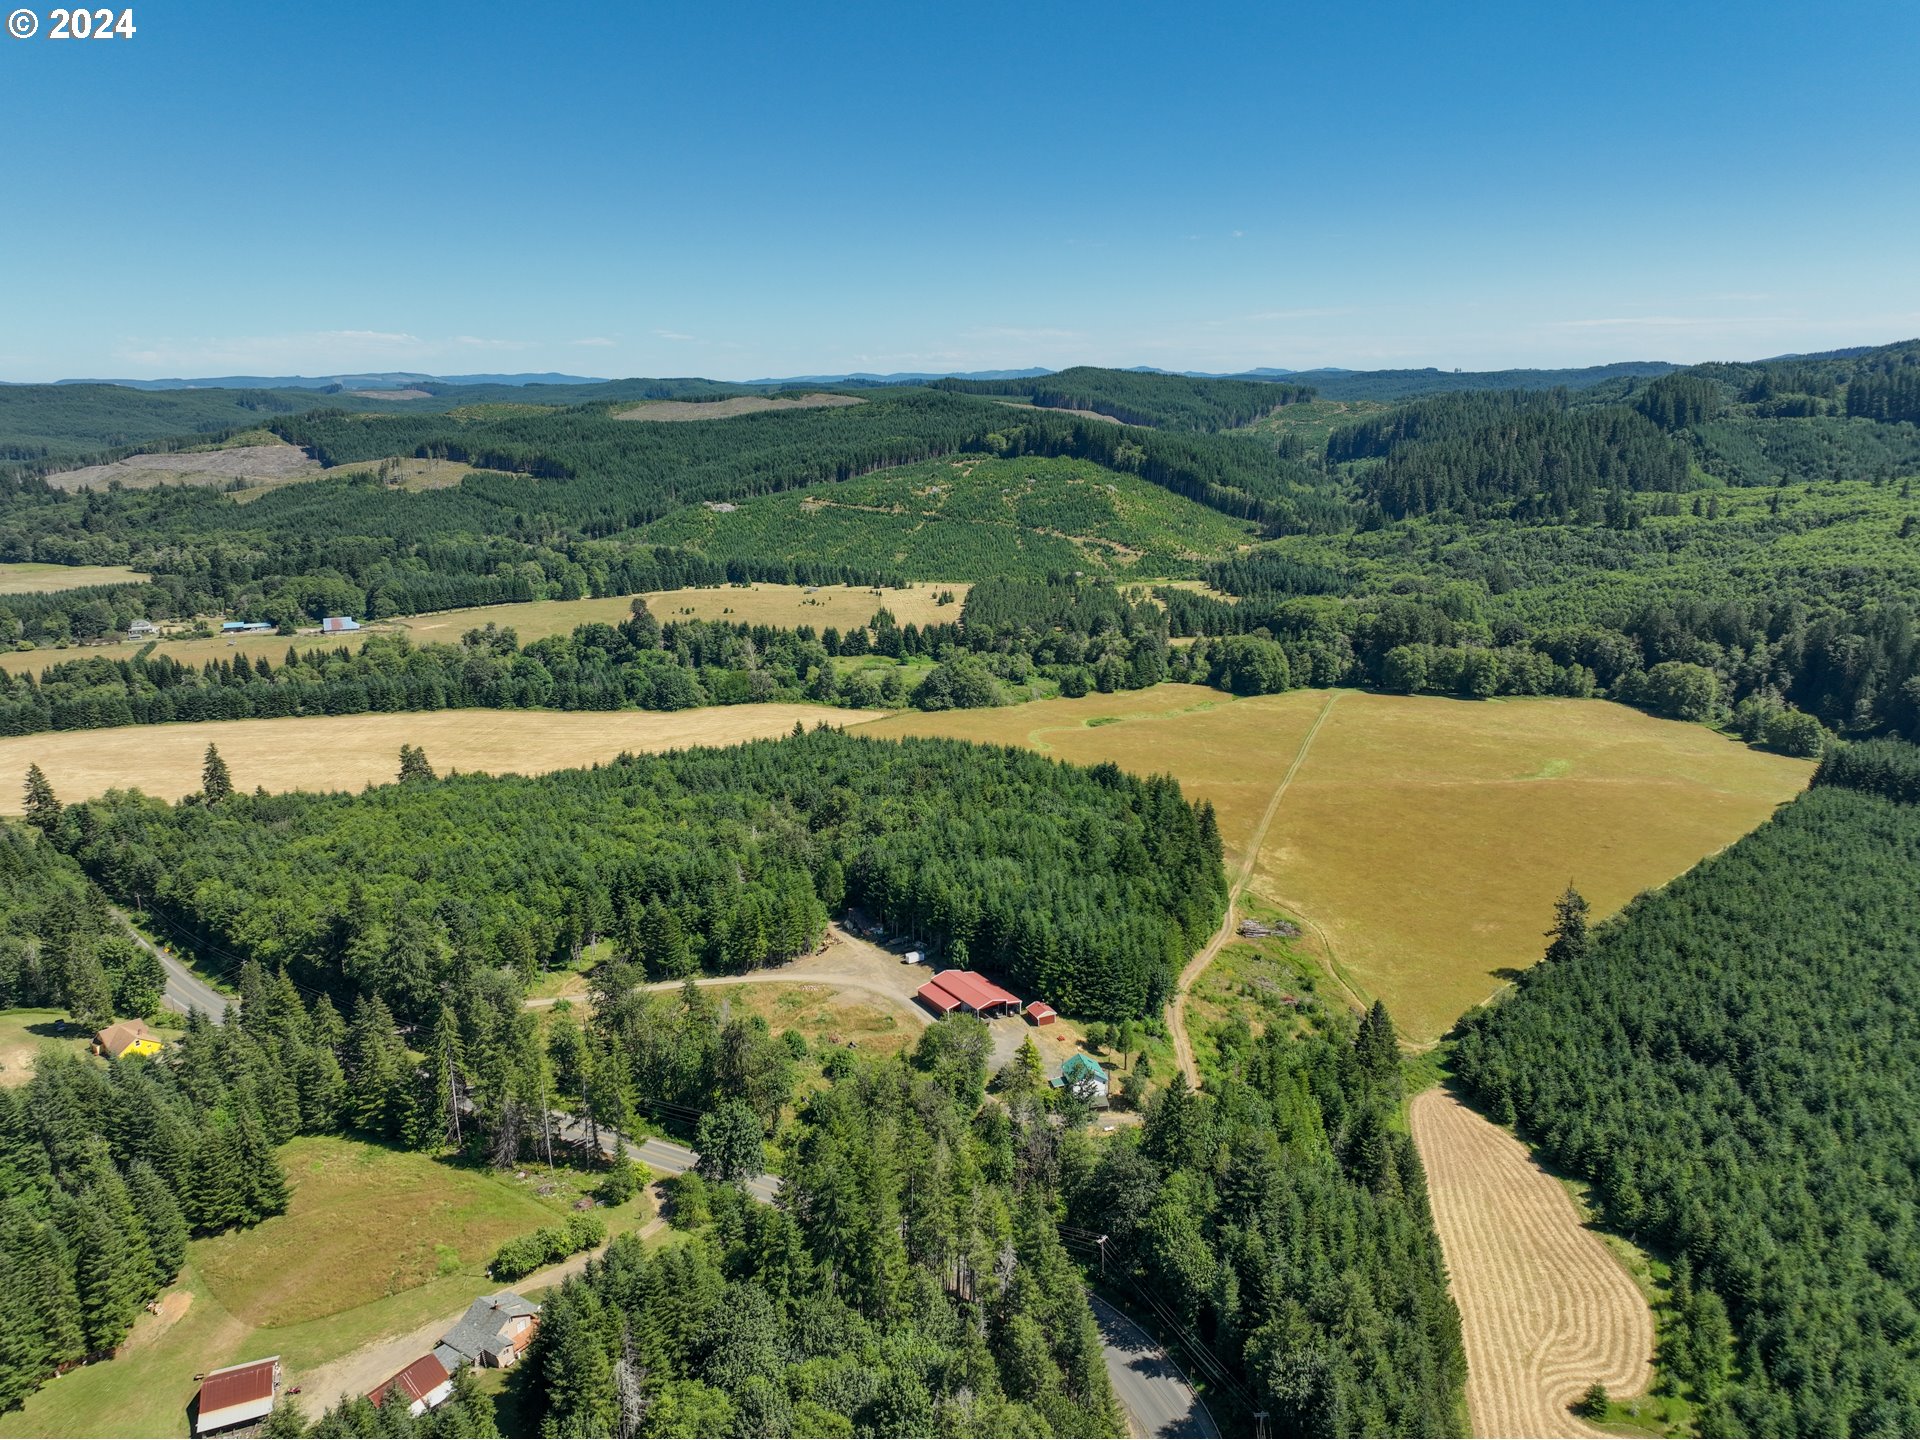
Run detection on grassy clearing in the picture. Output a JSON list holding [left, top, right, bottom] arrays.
[[0, 1007, 92, 1087], [1231, 397, 1391, 448], [865, 686, 1811, 1041], [0, 1135, 640, 1440], [612, 393, 863, 421], [0, 562, 150, 595], [231, 456, 479, 504], [195, 1139, 559, 1328], [0, 703, 881, 811]]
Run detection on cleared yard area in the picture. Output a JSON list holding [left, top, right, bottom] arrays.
[[0, 703, 880, 810], [613, 392, 863, 421], [864, 686, 1812, 1041], [0, 1007, 91, 1087], [0, 1135, 633, 1440], [1411, 1087, 1653, 1438], [3, 628, 362, 678], [0, 562, 150, 594]]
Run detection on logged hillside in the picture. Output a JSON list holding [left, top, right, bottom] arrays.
[[1450, 750, 1920, 1436], [641, 453, 1256, 578]]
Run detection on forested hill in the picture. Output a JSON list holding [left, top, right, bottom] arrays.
[[1297, 360, 1675, 402], [0, 376, 765, 468], [1451, 744, 1920, 1436], [62, 727, 1227, 1021], [932, 366, 1315, 429]]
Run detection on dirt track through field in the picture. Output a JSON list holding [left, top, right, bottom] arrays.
[[1169, 690, 1338, 1084], [1411, 1088, 1652, 1438]]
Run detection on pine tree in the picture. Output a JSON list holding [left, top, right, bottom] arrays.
[[64, 952, 116, 1031], [1543, 884, 1591, 966], [398, 744, 437, 783], [201, 744, 233, 804], [21, 765, 62, 836], [125, 1159, 188, 1281]]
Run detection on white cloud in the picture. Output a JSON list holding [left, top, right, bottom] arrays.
[[653, 329, 697, 342], [572, 336, 618, 347]]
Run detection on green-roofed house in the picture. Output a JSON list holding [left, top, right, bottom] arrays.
[[1050, 1051, 1110, 1108]]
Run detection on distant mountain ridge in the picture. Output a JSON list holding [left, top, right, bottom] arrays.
[[44, 371, 610, 390]]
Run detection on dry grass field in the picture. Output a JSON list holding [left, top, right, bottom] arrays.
[[0, 583, 966, 678], [0, 562, 150, 594], [864, 685, 1812, 1040], [0, 704, 879, 810], [613, 392, 863, 421], [395, 581, 967, 644], [1411, 1088, 1653, 1437], [1, 628, 359, 678]]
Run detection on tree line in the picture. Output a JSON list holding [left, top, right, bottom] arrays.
[[1451, 755, 1920, 1435], [52, 726, 1225, 1022]]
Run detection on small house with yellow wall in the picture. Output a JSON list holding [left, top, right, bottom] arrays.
[[93, 1019, 164, 1060]]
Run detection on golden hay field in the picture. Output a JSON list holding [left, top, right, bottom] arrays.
[[863, 685, 1812, 1041], [0, 562, 151, 594], [0, 583, 968, 678], [0, 704, 877, 810], [1412, 1088, 1653, 1437]]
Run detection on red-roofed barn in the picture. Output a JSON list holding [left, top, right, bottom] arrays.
[[915, 970, 1021, 1018], [195, 1357, 280, 1435]]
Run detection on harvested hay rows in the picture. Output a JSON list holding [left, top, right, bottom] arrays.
[[1411, 1088, 1652, 1438]]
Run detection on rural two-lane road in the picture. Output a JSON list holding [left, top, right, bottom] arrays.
[[111, 903, 231, 1020], [1090, 1294, 1220, 1437]]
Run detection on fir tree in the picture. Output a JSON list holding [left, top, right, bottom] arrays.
[[201, 744, 233, 804], [1542, 884, 1591, 966], [125, 1159, 188, 1281], [21, 765, 62, 836]]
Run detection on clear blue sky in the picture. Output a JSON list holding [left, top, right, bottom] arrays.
[[3, 0, 1916, 380]]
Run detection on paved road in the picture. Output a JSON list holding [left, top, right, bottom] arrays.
[[545, 1108, 781, 1204], [109, 903, 231, 1021], [1089, 1293, 1219, 1438]]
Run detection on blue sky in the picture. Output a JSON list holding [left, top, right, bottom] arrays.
[[2, 0, 1916, 380]]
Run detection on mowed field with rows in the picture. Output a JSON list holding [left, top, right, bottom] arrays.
[[863, 685, 1813, 1040]]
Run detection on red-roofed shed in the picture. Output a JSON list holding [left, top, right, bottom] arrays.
[[195, 1357, 280, 1435], [1025, 1001, 1057, 1025], [916, 977, 963, 1016], [368, 1353, 453, 1416]]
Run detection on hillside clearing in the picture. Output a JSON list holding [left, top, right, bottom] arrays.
[[613, 392, 863, 421], [0, 562, 151, 594], [862, 686, 1811, 1040], [0, 1008, 90, 1087], [40, 443, 322, 493], [1411, 1088, 1653, 1438], [0, 703, 881, 810]]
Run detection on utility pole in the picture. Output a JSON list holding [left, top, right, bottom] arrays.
[[1097, 1235, 1109, 1276], [446, 1055, 461, 1147], [540, 1074, 555, 1171], [1254, 1412, 1268, 1439]]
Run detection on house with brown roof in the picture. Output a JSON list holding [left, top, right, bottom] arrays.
[[94, 1019, 164, 1060], [367, 1353, 454, 1416], [194, 1356, 280, 1435]]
